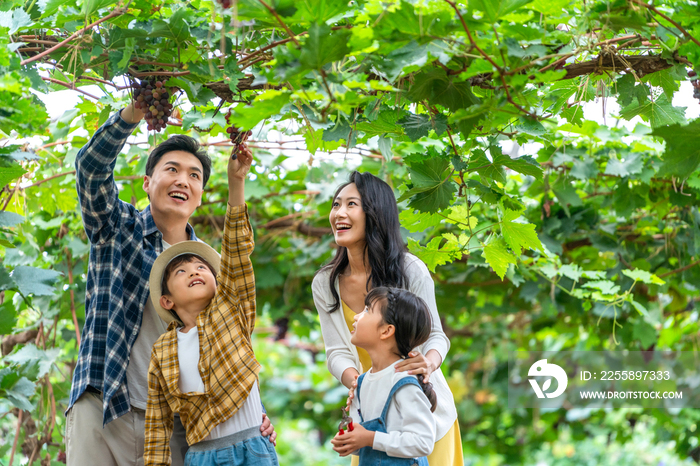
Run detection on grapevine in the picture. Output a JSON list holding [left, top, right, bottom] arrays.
[[132, 78, 174, 132]]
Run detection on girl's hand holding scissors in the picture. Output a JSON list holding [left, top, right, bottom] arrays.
[[331, 423, 374, 457]]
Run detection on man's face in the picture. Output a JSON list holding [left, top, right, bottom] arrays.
[[143, 151, 204, 221]]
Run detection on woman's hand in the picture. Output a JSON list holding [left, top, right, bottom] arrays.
[[395, 351, 436, 383], [260, 413, 277, 446], [331, 423, 374, 456]]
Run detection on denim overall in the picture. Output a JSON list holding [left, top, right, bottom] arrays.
[[355, 373, 430, 466]]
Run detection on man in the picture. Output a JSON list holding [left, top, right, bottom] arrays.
[[66, 102, 275, 466]]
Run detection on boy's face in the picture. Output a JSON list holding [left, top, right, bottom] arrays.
[[143, 150, 204, 221], [160, 258, 217, 315], [350, 300, 386, 349]]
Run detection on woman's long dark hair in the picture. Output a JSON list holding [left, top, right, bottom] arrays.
[[322, 171, 408, 313], [365, 287, 437, 413]]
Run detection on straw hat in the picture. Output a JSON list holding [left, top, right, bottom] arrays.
[[149, 241, 221, 324]]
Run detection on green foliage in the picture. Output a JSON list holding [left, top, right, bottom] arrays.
[[1, 0, 700, 464]]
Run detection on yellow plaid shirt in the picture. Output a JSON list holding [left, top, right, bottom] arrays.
[[144, 204, 261, 466]]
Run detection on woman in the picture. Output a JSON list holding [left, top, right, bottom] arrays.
[[312, 171, 463, 466]]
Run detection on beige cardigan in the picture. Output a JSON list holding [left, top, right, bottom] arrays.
[[312, 254, 458, 440]]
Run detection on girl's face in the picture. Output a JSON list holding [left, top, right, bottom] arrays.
[[350, 300, 385, 349], [329, 183, 366, 248]]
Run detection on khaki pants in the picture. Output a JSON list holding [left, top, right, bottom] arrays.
[[66, 391, 189, 466]]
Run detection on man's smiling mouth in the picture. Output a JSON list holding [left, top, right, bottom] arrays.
[[169, 192, 189, 201]]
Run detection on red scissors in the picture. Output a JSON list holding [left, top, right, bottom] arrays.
[[338, 408, 354, 434]]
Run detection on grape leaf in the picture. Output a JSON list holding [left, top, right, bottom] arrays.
[[619, 93, 686, 128], [406, 68, 479, 111], [653, 119, 700, 178], [0, 300, 16, 334], [0, 211, 23, 228], [398, 114, 431, 141], [603, 152, 644, 177], [570, 158, 599, 180], [582, 280, 620, 295], [632, 320, 657, 347], [228, 91, 290, 130], [483, 237, 517, 280], [445, 205, 478, 230], [407, 237, 455, 272], [615, 73, 637, 108], [402, 158, 458, 213], [0, 9, 32, 35], [399, 210, 443, 233], [470, 0, 534, 22], [501, 209, 544, 254], [551, 179, 582, 217], [5, 345, 60, 378], [299, 24, 351, 70], [377, 136, 393, 162], [0, 164, 27, 189], [496, 154, 543, 180], [643, 65, 684, 99], [559, 264, 584, 282], [4, 376, 35, 411], [323, 119, 355, 146], [12, 266, 62, 296], [355, 111, 403, 138], [622, 269, 665, 285], [151, 8, 191, 44], [468, 149, 506, 185]]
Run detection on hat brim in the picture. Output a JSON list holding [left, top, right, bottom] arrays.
[[149, 241, 221, 325]]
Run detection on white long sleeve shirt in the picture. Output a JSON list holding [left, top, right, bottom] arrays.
[[349, 360, 436, 458], [312, 254, 457, 439]]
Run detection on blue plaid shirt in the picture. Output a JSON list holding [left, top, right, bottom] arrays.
[[69, 111, 199, 425]]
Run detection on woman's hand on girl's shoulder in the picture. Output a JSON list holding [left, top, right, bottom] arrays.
[[331, 423, 374, 456], [394, 351, 436, 383]]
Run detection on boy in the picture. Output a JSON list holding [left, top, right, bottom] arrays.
[[144, 147, 278, 465], [68, 102, 273, 466]]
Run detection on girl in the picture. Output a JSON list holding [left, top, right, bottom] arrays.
[[312, 171, 462, 466], [331, 287, 437, 464]]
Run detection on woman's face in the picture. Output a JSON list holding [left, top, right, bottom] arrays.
[[329, 183, 366, 248]]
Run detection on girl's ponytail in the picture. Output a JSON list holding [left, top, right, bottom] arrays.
[[365, 287, 439, 413], [416, 374, 437, 413]]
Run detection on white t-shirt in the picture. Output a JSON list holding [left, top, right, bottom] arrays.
[[126, 240, 171, 410], [349, 360, 436, 459], [177, 326, 263, 440]]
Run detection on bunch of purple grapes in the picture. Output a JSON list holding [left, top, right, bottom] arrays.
[[132, 79, 173, 132], [690, 70, 700, 102], [225, 110, 252, 159]]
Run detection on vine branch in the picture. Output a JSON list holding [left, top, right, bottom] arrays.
[[20, 8, 124, 66], [630, 0, 700, 48], [257, 0, 300, 47]]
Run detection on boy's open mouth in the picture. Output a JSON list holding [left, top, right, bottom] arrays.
[[189, 279, 205, 287]]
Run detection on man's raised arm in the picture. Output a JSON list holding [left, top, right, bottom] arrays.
[[75, 103, 144, 244]]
